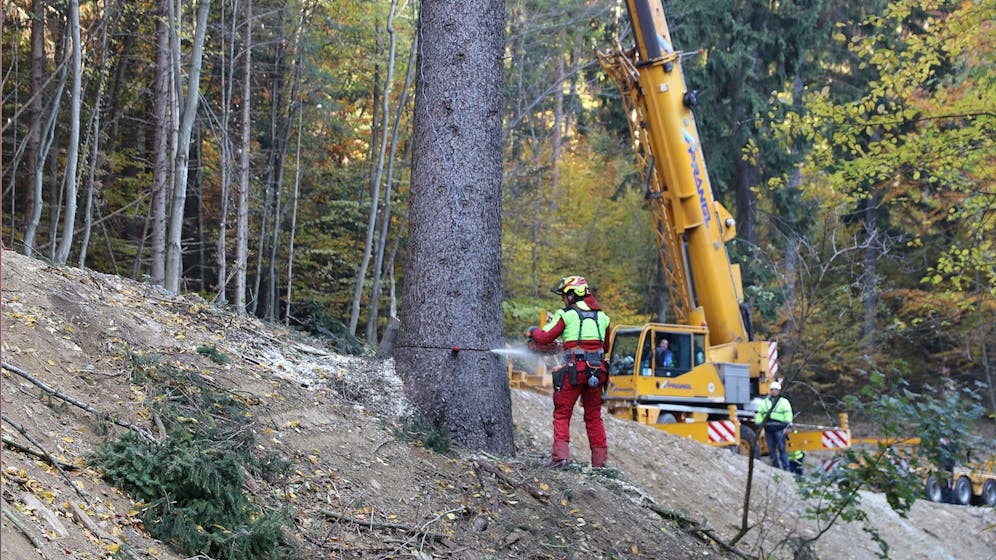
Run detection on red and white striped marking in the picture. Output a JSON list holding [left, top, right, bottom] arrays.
[[821, 430, 850, 449], [819, 458, 840, 474], [767, 341, 779, 378], [707, 420, 737, 444]]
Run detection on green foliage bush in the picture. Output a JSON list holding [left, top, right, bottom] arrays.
[[291, 300, 364, 355], [395, 414, 452, 455], [94, 434, 295, 560], [196, 344, 231, 364], [795, 369, 986, 558], [93, 352, 297, 560]]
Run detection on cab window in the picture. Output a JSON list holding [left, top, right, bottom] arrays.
[[608, 329, 641, 376]]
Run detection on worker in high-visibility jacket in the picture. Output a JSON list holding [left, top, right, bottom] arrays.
[[527, 275, 611, 469], [788, 449, 805, 475], [755, 381, 793, 471]]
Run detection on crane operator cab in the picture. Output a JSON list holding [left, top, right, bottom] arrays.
[[608, 325, 708, 379]]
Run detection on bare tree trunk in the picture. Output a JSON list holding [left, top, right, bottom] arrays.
[[234, 0, 252, 313], [283, 2, 312, 325], [251, 7, 288, 317], [150, 0, 173, 284], [24, 0, 46, 258], [165, 0, 211, 294], [215, 0, 239, 303], [285, 99, 303, 326], [861, 190, 882, 350], [397, 0, 513, 454], [78, 5, 113, 267], [53, 0, 82, 265], [550, 29, 565, 196], [266, 27, 301, 321], [367, 13, 417, 344], [350, 2, 400, 339]]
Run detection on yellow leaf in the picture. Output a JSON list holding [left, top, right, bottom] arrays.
[[62, 437, 74, 443], [107, 543, 121, 553]]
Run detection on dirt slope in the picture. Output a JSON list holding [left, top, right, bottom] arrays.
[[1, 250, 993, 560]]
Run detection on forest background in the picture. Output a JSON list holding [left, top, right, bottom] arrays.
[[1, 0, 993, 422]]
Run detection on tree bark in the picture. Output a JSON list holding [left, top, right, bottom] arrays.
[[165, 0, 211, 294], [53, 0, 82, 265], [24, 0, 46, 258], [861, 190, 882, 350], [215, 0, 239, 303], [396, 0, 513, 454], [78, 4, 113, 267], [234, 0, 252, 313], [150, 0, 173, 285], [285, 98, 303, 326]]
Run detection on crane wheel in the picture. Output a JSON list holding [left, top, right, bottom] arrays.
[[978, 480, 996, 507], [953, 476, 973, 506], [925, 474, 946, 503], [737, 426, 758, 457]]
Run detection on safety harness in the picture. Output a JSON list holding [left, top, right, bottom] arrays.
[[559, 306, 606, 387]]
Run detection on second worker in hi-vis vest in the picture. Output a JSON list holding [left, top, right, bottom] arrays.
[[527, 276, 612, 469]]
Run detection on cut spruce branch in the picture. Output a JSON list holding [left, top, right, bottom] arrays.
[[2, 361, 156, 442]]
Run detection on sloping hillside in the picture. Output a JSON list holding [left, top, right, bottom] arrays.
[[1, 251, 993, 560]]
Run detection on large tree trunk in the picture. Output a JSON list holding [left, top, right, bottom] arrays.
[[396, 0, 513, 454], [234, 0, 252, 313], [165, 0, 211, 294]]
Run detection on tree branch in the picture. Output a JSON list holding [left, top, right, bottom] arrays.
[[1, 361, 157, 441]]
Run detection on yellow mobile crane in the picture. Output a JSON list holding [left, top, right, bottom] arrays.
[[595, 0, 850, 455]]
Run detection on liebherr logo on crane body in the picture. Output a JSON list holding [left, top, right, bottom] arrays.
[[682, 129, 711, 228]]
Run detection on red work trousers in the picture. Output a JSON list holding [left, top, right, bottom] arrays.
[[551, 369, 607, 463]]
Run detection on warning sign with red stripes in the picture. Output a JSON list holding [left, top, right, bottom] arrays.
[[707, 420, 737, 444], [819, 458, 840, 474], [821, 430, 849, 449], [767, 341, 779, 378]]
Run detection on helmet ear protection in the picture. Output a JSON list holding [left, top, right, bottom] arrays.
[[551, 276, 590, 298]]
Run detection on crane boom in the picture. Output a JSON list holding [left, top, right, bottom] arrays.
[[604, 0, 748, 345], [588, 0, 849, 456]]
